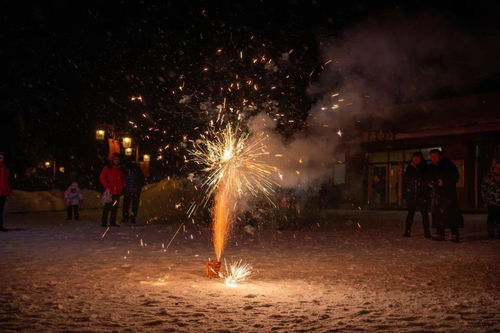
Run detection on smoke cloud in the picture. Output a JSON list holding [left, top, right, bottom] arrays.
[[250, 11, 500, 191]]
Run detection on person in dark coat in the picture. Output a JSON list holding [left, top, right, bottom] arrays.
[[402, 152, 431, 238], [122, 160, 145, 224], [0, 152, 12, 232], [481, 161, 500, 238], [428, 149, 464, 242], [100, 153, 125, 227]]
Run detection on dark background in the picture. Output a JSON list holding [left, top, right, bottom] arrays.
[[2, 0, 498, 189]]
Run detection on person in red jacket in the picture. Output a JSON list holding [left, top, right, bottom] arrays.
[[0, 152, 12, 232], [100, 153, 125, 227]]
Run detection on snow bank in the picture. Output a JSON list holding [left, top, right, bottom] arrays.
[[138, 178, 197, 223], [6, 189, 102, 213], [5, 178, 197, 222]]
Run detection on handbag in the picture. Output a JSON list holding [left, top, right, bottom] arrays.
[[101, 189, 112, 204]]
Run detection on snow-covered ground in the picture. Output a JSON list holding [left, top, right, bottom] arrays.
[[0, 209, 498, 332]]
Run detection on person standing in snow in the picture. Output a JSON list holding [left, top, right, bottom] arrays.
[[100, 153, 125, 227], [0, 152, 12, 232], [481, 161, 500, 238], [428, 149, 464, 242], [122, 159, 145, 224], [402, 152, 431, 238], [64, 182, 83, 220]]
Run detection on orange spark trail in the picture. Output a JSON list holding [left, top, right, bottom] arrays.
[[213, 182, 233, 261]]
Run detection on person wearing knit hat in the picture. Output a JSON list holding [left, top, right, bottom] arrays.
[[64, 182, 84, 220]]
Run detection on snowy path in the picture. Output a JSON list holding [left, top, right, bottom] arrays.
[[0, 210, 498, 332]]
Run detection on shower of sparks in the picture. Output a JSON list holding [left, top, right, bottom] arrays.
[[191, 124, 277, 202], [190, 124, 278, 260], [223, 259, 252, 287]]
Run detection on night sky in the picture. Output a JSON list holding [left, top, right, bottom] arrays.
[[2, 0, 499, 188]]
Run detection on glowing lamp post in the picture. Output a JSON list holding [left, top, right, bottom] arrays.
[[96, 129, 105, 140], [59, 166, 65, 173], [140, 154, 151, 178], [125, 147, 133, 156], [122, 137, 132, 148], [44, 161, 56, 178]]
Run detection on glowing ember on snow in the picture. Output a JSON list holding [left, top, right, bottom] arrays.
[[223, 259, 252, 287], [190, 124, 278, 261]]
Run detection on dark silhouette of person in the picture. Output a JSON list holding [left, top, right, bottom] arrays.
[[481, 161, 500, 238], [0, 152, 12, 232], [122, 159, 145, 224], [402, 152, 431, 238], [428, 149, 464, 242]]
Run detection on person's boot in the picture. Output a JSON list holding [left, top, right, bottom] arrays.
[[434, 229, 445, 241], [424, 229, 432, 239], [487, 226, 495, 238], [403, 220, 412, 237], [422, 216, 431, 239]]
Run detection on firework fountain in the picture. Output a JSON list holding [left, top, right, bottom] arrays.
[[191, 124, 278, 282]]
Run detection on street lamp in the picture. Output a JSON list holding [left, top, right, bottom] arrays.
[[143, 154, 151, 162], [125, 147, 133, 156], [59, 166, 65, 173], [122, 137, 132, 148], [96, 129, 106, 140], [44, 161, 51, 168]]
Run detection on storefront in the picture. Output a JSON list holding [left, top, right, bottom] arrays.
[[365, 147, 441, 208], [340, 91, 500, 211]]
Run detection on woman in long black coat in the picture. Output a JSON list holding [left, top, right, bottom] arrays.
[[428, 149, 464, 242]]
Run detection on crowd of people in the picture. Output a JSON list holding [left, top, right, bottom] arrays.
[[0, 150, 498, 239], [402, 149, 500, 242]]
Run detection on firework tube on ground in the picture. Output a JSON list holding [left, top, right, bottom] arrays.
[[206, 260, 222, 278]]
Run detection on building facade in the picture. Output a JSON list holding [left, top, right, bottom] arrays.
[[340, 91, 500, 211]]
